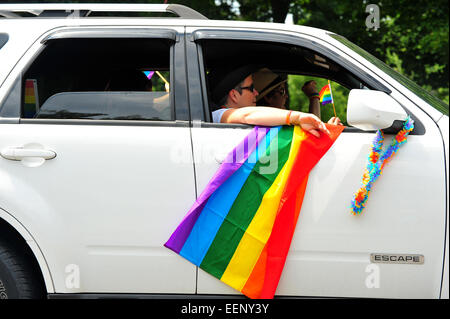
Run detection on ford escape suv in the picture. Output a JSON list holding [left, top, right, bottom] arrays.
[[0, 3, 448, 299]]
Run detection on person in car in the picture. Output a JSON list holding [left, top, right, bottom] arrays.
[[253, 68, 342, 126], [211, 65, 329, 137]]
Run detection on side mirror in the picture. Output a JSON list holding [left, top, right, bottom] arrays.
[[347, 89, 408, 131]]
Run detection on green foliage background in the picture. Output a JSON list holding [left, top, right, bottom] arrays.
[[5, 0, 448, 119], [288, 76, 349, 124]]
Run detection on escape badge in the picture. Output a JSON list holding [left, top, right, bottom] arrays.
[[370, 254, 424, 264]]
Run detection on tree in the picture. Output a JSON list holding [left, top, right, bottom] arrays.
[[219, 0, 448, 104], [3, 0, 447, 103], [291, 0, 449, 103], [236, 0, 290, 23]]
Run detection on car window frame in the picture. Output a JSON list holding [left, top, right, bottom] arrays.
[[189, 28, 396, 132], [0, 27, 190, 128]]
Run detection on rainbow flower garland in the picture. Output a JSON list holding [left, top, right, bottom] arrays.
[[351, 116, 414, 215]]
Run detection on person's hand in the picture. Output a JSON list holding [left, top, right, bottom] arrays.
[[327, 117, 343, 126], [301, 80, 318, 97], [291, 112, 330, 138]]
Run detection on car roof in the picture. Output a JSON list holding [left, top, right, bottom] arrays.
[[0, 3, 332, 37], [0, 17, 333, 40]]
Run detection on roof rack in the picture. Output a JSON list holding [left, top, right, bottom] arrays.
[[0, 3, 208, 19]]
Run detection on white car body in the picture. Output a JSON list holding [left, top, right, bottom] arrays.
[[0, 4, 448, 299]]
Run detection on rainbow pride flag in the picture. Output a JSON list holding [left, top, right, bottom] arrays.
[[143, 70, 155, 80], [24, 79, 39, 118], [165, 124, 343, 298], [319, 83, 333, 105]]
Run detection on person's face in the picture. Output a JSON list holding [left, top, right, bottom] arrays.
[[264, 82, 287, 108], [234, 75, 259, 107]]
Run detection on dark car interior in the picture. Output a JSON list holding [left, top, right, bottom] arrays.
[[22, 38, 171, 120]]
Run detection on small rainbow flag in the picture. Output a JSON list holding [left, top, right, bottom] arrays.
[[143, 70, 155, 80], [319, 83, 333, 105], [165, 124, 343, 298]]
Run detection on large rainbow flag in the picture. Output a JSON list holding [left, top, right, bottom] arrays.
[[165, 124, 343, 298]]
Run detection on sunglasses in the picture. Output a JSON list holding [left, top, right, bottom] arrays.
[[239, 84, 256, 93]]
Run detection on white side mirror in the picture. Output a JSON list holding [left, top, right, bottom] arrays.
[[347, 89, 408, 131]]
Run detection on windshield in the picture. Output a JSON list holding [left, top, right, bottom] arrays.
[[329, 34, 449, 116]]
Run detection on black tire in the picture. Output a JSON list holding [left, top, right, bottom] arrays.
[[0, 237, 46, 299]]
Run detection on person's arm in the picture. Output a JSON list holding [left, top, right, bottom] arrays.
[[308, 96, 321, 119], [302, 80, 321, 119], [221, 107, 329, 138]]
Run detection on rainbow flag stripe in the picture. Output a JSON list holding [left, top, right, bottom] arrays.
[[319, 84, 332, 105], [165, 124, 343, 298]]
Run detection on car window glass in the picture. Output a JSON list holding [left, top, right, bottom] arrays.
[[22, 38, 173, 121]]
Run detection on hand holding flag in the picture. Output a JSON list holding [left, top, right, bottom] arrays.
[[292, 112, 330, 138], [319, 80, 337, 118]]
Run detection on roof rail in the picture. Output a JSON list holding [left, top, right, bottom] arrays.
[[0, 3, 208, 19]]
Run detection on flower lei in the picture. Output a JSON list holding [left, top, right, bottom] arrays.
[[350, 116, 414, 215]]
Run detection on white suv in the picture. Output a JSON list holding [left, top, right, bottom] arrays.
[[0, 3, 448, 299]]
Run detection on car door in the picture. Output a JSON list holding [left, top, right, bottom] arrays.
[[186, 27, 446, 298], [0, 27, 197, 294]]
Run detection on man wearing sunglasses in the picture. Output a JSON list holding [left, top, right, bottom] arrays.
[[210, 65, 330, 138]]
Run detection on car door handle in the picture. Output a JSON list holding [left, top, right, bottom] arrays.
[[1, 147, 56, 161]]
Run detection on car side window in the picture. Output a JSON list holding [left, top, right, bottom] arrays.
[[22, 38, 173, 121], [198, 39, 371, 126]]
